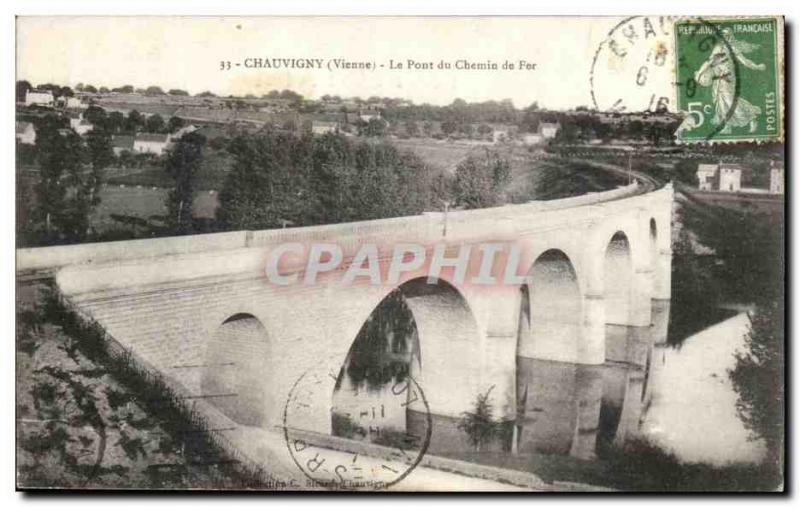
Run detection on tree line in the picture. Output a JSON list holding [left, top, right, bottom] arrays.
[[18, 121, 512, 246], [215, 130, 508, 231]]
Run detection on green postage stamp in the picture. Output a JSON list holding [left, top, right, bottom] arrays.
[[674, 17, 783, 143]]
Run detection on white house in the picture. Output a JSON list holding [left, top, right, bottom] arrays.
[[696, 162, 742, 192], [312, 121, 339, 135], [696, 164, 718, 191], [538, 122, 561, 139], [134, 133, 171, 155], [58, 96, 87, 109], [521, 133, 544, 145], [718, 164, 742, 192], [69, 116, 94, 136], [15, 121, 36, 145], [25, 89, 55, 107], [359, 112, 382, 123], [492, 128, 510, 144]]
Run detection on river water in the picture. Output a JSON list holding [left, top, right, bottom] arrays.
[[331, 303, 765, 479]]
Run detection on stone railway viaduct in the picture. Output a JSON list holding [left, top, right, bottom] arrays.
[[18, 180, 674, 459]]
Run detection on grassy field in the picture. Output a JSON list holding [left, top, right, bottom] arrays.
[[391, 138, 486, 172], [105, 149, 233, 191], [91, 186, 219, 233]]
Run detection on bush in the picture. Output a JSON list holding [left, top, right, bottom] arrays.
[[457, 386, 503, 451]]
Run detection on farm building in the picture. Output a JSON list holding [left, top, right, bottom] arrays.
[[25, 89, 55, 107], [134, 133, 171, 155], [696, 163, 743, 192], [15, 121, 36, 145]]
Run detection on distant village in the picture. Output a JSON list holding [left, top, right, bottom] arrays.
[[15, 82, 784, 196], [16, 84, 567, 154]]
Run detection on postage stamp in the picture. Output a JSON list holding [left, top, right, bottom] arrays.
[[674, 17, 784, 143]]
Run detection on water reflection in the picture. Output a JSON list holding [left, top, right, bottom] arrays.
[[331, 292, 761, 470], [332, 288, 419, 445]]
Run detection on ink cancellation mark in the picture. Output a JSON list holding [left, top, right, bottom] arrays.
[[282, 368, 432, 491], [590, 16, 678, 114]]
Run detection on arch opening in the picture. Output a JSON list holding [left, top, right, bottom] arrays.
[[517, 249, 582, 361], [514, 250, 584, 454], [331, 278, 480, 450], [604, 232, 633, 325], [201, 313, 271, 427]]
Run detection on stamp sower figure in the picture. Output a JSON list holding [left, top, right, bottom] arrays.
[[695, 27, 766, 134]]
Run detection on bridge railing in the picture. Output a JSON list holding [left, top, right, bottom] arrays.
[[17, 182, 648, 274], [16, 231, 249, 274]]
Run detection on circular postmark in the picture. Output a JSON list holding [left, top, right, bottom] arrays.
[[590, 16, 742, 141], [283, 368, 432, 491], [590, 16, 678, 114]]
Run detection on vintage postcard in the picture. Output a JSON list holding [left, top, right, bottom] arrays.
[[15, 16, 785, 492]]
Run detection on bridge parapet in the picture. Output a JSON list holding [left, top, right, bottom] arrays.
[[17, 182, 663, 278]]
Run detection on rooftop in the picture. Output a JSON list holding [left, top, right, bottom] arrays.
[[15, 121, 34, 134], [135, 133, 170, 143], [112, 135, 135, 149]]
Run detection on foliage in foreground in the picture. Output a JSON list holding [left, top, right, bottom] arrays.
[[605, 438, 782, 492], [728, 301, 785, 477], [457, 386, 506, 452], [18, 284, 275, 489]]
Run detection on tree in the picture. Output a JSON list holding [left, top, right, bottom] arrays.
[[164, 132, 206, 234], [145, 113, 165, 133], [168, 89, 189, 96], [460, 123, 475, 138], [145, 86, 166, 96], [125, 110, 145, 132], [359, 118, 386, 137], [16, 80, 32, 102], [217, 132, 310, 230], [457, 386, 500, 451], [84, 128, 114, 214], [217, 131, 442, 230], [83, 105, 107, 127], [166, 116, 185, 133], [279, 89, 303, 103], [405, 120, 419, 137], [440, 120, 457, 136], [105, 111, 126, 134], [452, 152, 511, 209], [33, 116, 91, 242], [83, 84, 98, 93], [729, 301, 784, 480]]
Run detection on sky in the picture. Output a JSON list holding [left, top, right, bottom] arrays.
[[17, 16, 680, 110]]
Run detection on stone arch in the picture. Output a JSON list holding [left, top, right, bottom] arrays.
[[200, 313, 272, 427], [517, 249, 582, 362], [604, 231, 634, 325], [331, 277, 482, 449]]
